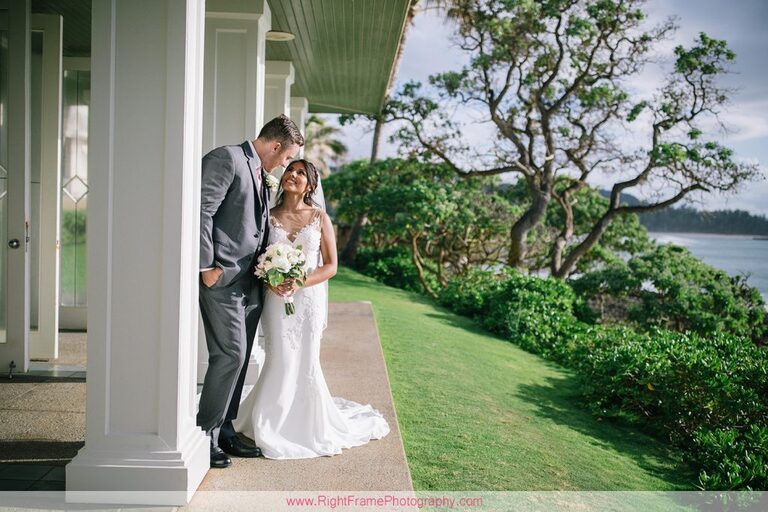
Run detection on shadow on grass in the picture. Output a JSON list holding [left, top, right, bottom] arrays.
[[424, 309, 697, 488], [423, 309, 575, 372], [515, 374, 698, 490]]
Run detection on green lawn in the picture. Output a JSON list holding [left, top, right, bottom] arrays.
[[329, 267, 697, 491]]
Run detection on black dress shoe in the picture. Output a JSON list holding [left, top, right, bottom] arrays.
[[210, 444, 232, 468], [219, 435, 262, 458]]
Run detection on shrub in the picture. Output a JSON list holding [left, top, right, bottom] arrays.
[[351, 247, 768, 489], [570, 243, 768, 344], [694, 424, 768, 490], [479, 270, 584, 360], [436, 267, 514, 318], [437, 264, 768, 489], [580, 326, 768, 489], [353, 246, 438, 294], [582, 329, 767, 437]]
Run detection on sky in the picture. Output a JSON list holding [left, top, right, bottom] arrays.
[[330, 0, 768, 217]]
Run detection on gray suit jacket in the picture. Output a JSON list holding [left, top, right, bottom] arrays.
[[200, 141, 270, 296]]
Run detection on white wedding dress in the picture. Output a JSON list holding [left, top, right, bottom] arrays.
[[234, 208, 390, 459]]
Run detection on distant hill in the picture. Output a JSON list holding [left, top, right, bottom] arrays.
[[598, 189, 768, 235], [597, 189, 644, 207]]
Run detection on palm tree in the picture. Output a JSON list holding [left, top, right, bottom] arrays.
[[303, 114, 348, 177]]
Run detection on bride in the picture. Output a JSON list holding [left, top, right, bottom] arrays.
[[234, 159, 390, 459]]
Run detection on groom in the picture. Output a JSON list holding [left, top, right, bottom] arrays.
[[198, 114, 303, 468]]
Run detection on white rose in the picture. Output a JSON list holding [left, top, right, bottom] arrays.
[[271, 255, 291, 273]]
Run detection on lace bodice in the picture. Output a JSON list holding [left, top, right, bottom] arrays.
[[269, 208, 323, 273]]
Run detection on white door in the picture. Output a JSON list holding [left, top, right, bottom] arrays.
[[29, 13, 62, 360], [0, 2, 32, 374]]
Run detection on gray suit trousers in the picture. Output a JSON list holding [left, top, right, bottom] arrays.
[[197, 276, 263, 445]]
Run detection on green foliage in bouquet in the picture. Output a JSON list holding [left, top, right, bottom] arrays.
[[264, 265, 305, 288]]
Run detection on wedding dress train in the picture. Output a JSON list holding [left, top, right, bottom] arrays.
[[233, 209, 390, 459]]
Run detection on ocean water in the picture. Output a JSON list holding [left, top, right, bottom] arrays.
[[648, 232, 768, 303]]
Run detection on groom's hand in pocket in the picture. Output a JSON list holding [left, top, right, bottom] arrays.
[[201, 267, 224, 288]]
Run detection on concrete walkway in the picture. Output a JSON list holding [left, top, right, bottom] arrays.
[[0, 302, 412, 499], [196, 302, 413, 493]]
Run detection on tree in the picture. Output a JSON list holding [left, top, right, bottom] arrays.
[[502, 176, 653, 273], [303, 114, 347, 177], [325, 158, 515, 296], [387, 0, 761, 277]]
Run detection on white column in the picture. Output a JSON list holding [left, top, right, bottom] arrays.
[[264, 60, 294, 122], [66, 0, 209, 506], [290, 96, 309, 158], [197, 0, 271, 386], [202, 0, 271, 154]]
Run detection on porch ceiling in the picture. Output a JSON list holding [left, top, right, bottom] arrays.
[[31, 0, 91, 57], [266, 0, 412, 115], [30, 0, 412, 116]]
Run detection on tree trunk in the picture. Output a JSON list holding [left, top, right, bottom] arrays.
[[411, 234, 437, 298], [508, 184, 550, 269], [550, 191, 575, 276], [370, 115, 383, 162], [553, 209, 617, 279], [340, 215, 365, 264]]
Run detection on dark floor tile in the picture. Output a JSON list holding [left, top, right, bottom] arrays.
[[0, 465, 53, 481], [27, 480, 65, 491], [40, 466, 66, 482], [0, 479, 35, 490]]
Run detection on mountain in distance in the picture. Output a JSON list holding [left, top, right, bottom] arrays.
[[597, 189, 768, 236]]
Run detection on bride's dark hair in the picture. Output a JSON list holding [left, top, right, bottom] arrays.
[[275, 159, 320, 208]]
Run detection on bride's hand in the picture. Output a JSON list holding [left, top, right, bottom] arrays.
[[268, 279, 296, 297]]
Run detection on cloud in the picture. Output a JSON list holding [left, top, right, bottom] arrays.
[[719, 101, 768, 142]]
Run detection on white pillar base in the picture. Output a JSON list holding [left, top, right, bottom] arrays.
[[66, 430, 208, 505]]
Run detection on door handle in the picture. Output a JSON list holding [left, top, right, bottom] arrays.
[[8, 239, 20, 249]]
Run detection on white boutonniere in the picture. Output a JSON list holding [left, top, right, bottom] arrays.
[[265, 174, 279, 192]]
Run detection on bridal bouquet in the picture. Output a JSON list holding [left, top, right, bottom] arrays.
[[254, 242, 307, 315]]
